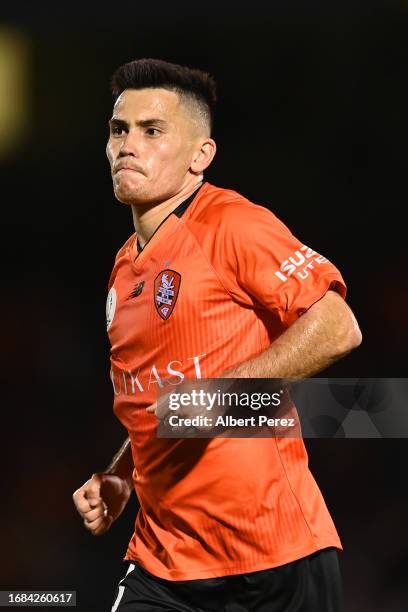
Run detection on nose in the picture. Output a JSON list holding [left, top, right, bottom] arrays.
[[119, 130, 141, 158]]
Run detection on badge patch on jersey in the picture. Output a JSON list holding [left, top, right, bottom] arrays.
[[154, 270, 181, 320], [106, 287, 117, 330]]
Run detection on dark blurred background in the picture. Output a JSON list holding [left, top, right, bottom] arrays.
[[1, 1, 407, 610]]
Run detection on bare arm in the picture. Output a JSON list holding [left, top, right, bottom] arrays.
[[224, 290, 362, 379]]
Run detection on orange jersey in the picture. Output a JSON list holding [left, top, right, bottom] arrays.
[[107, 182, 346, 580]]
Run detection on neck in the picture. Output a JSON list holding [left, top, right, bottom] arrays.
[[131, 176, 203, 248]]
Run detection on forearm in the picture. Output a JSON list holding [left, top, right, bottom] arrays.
[[105, 437, 134, 488], [224, 291, 362, 379]]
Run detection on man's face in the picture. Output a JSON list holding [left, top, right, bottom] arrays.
[[106, 88, 201, 205]]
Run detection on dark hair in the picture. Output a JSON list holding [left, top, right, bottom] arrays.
[[111, 58, 217, 133]]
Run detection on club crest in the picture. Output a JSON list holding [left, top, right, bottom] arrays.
[[154, 270, 181, 320]]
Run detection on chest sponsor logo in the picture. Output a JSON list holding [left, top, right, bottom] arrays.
[[154, 269, 181, 320], [110, 353, 206, 397]]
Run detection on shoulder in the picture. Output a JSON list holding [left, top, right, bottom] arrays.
[[108, 233, 135, 289], [115, 233, 136, 260], [188, 182, 292, 238]]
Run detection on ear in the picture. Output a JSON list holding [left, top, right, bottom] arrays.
[[190, 138, 217, 174]]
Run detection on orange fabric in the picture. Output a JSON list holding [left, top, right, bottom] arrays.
[[107, 183, 346, 580]]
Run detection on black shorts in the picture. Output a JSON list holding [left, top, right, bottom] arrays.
[[110, 547, 342, 612]]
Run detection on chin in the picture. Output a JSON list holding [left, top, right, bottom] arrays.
[[114, 191, 137, 205], [113, 175, 146, 203], [114, 183, 146, 205]]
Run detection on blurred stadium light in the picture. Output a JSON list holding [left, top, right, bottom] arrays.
[[0, 28, 30, 159]]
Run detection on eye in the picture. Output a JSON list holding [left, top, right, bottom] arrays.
[[146, 127, 161, 136], [111, 126, 124, 136]]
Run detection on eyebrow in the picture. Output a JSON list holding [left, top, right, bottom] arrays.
[[108, 117, 169, 129]]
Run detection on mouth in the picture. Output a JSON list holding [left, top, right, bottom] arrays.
[[115, 167, 143, 175]]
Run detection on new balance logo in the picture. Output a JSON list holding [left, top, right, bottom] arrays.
[[128, 281, 145, 299]]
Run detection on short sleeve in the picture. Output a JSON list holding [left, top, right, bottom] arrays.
[[216, 201, 347, 327]]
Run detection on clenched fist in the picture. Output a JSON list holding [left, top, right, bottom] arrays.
[[72, 473, 132, 536]]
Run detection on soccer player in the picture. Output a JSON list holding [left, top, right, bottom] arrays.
[[73, 59, 362, 611]]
